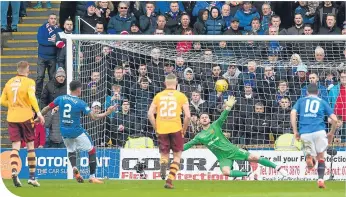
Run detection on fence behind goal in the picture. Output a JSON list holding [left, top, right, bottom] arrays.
[[65, 35, 346, 180]]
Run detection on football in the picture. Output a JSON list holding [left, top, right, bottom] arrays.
[[215, 79, 229, 92]]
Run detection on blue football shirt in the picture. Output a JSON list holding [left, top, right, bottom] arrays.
[[53, 95, 91, 138], [292, 96, 333, 134]]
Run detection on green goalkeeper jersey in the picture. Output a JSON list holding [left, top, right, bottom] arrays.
[[183, 110, 239, 160]]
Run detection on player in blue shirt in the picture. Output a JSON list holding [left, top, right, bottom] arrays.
[[40, 80, 115, 184], [290, 84, 337, 189]]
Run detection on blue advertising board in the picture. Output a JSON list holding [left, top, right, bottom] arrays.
[[0, 148, 120, 179]]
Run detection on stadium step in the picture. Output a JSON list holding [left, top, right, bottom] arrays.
[[2, 48, 38, 55], [26, 8, 60, 17], [1, 56, 38, 64], [11, 32, 38, 40], [21, 17, 59, 25]]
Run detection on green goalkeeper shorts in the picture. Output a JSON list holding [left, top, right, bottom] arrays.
[[218, 148, 250, 170]]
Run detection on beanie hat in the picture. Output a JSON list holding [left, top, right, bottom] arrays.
[[55, 67, 66, 77], [87, 1, 95, 8]]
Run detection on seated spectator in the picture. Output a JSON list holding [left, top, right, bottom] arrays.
[[105, 84, 122, 118], [174, 56, 188, 80], [290, 64, 309, 97], [131, 78, 154, 117], [193, 9, 209, 35], [175, 13, 194, 34], [234, 1, 260, 31], [95, 21, 106, 34], [107, 2, 136, 34], [245, 102, 271, 144], [277, 53, 303, 81], [205, 6, 226, 35], [190, 90, 208, 115], [221, 4, 232, 27], [287, 13, 304, 35], [314, 1, 339, 33], [81, 2, 104, 34], [261, 3, 274, 33], [192, 1, 223, 17], [245, 17, 264, 35], [235, 84, 260, 120], [165, 1, 184, 34], [96, 1, 114, 28], [264, 51, 285, 72], [268, 15, 286, 34], [257, 66, 277, 107], [44, 107, 64, 148], [40, 67, 67, 108], [319, 13, 341, 35], [271, 96, 292, 139], [223, 18, 241, 35], [301, 73, 329, 103], [1, 1, 20, 32], [214, 41, 233, 58], [56, 18, 73, 69], [112, 66, 134, 99], [303, 24, 314, 35], [275, 80, 297, 107], [177, 68, 202, 97], [222, 63, 241, 92], [139, 2, 157, 34], [111, 99, 138, 147], [238, 60, 261, 92], [130, 21, 141, 34], [295, 1, 316, 24], [156, 15, 170, 34]]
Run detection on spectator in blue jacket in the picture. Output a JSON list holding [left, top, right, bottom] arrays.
[[192, 1, 223, 17], [205, 6, 226, 35], [165, 1, 185, 34], [300, 73, 329, 103], [139, 2, 158, 34], [234, 1, 260, 31], [246, 17, 264, 35], [221, 4, 232, 27], [107, 2, 136, 34], [295, 1, 314, 25], [261, 3, 274, 33], [36, 13, 62, 98], [155, 1, 185, 15]]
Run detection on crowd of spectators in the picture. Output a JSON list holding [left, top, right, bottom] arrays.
[[2, 1, 346, 148]]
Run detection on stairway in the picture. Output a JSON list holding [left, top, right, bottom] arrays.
[[1, 2, 60, 147]]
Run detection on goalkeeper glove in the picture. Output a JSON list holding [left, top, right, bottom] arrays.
[[225, 96, 237, 110]]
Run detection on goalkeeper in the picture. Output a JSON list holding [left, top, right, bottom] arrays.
[[183, 96, 288, 178]]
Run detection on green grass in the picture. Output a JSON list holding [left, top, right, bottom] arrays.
[[3, 180, 345, 197]]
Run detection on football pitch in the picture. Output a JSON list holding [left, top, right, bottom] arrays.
[[2, 180, 346, 197]]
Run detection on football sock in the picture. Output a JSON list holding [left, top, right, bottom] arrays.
[[258, 158, 277, 169], [68, 152, 77, 168], [166, 161, 179, 184], [160, 158, 168, 165], [229, 170, 249, 177], [10, 149, 19, 174], [27, 149, 36, 179], [317, 160, 325, 179], [88, 147, 97, 177]]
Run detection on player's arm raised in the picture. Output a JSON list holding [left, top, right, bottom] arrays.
[[89, 105, 116, 120], [215, 96, 236, 127], [183, 136, 200, 151], [182, 102, 191, 136], [147, 102, 157, 131], [28, 81, 44, 125]]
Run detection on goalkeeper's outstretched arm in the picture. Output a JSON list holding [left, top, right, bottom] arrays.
[[215, 96, 237, 127], [183, 137, 200, 151]]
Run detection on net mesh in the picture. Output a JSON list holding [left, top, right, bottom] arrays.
[[72, 38, 346, 147]]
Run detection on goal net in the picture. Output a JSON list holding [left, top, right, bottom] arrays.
[[66, 35, 346, 180]]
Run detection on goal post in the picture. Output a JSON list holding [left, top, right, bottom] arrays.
[[65, 34, 346, 180]]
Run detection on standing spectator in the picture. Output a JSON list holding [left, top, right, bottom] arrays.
[[245, 102, 271, 144], [33, 1, 51, 9], [257, 66, 277, 107], [139, 2, 157, 34], [203, 64, 224, 99], [329, 69, 346, 142], [96, 1, 114, 29], [176, 28, 193, 54], [174, 56, 188, 80], [107, 2, 136, 34], [155, 1, 185, 15], [1, 1, 20, 32], [177, 68, 202, 96], [221, 4, 232, 28], [295, 1, 317, 25], [314, 1, 339, 33], [319, 13, 341, 35], [76, 1, 88, 17], [261, 3, 274, 33], [156, 15, 170, 34], [136, 64, 153, 85], [271, 97, 292, 138], [40, 67, 67, 108], [95, 21, 106, 34], [205, 6, 226, 35], [190, 90, 208, 115], [165, 1, 184, 34], [36, 13, 62, 98], [56, 18, 73, 69], [104, 84, 122, 118], [80, 2, 104, 34], [223, 18, 241, 35], [309, 46, 329, 76], [44, 106, 64, 148], [192, 1, 223, 17], [222, 63, 241, 92], [20, 1, 27, 17], [175, 13, 194, 34], [290, 64, 309, 97], [131, 78, 154, 118], [146, 48, 165, 86], [193, 9, 209, 35], [301, 73, 329, 103], [234, 1, 260, 32], [112, 66, 133, 99], [246, 17, 264, 35], [287, 13, 304, 35], [59, 1, 76, 29], [238, 61, 261, 92]]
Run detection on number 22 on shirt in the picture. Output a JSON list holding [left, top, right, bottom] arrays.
[[159, 100, 177, 118]]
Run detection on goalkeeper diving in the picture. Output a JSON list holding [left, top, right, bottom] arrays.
[[183, 96, 288, 178]]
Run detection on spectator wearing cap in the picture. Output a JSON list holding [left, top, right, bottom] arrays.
[[40, 67, 67, 109], [177, 67, 202, 97], [234, 1, 260, 32], [205, 6, 226, 35], [260, 3, 274, 33], [290, 64, 309, 96], [301, 73, 329, 103], [56, 18, 73, 69], [130, 20, 141, 34], [139, 2, 158, 34], [192, 1, 223, 17], [223, 18, 241, 35], [107, 1, 136, 34], [81, 2, 104, 34], [319, 13, 341, 35], [165, 1, 185, 34], [193, 9, 209, 35], [287, 13, 304, 35]]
